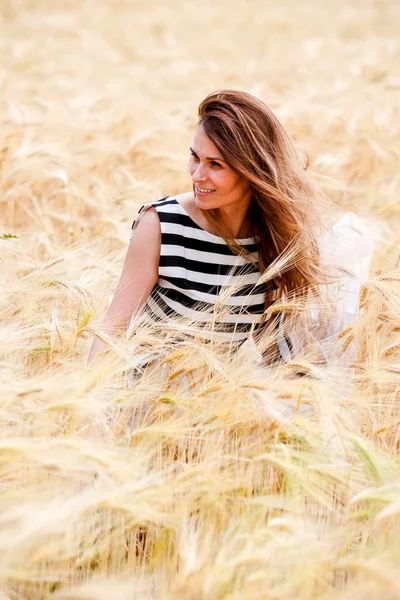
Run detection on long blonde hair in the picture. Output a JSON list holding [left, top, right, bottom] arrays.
[[197, 90, 333, 304]]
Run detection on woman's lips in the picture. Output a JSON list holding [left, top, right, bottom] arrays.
[[195, 186, 216, 197]]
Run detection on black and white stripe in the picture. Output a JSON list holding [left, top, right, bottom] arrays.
[[132, 196, 276, 344]]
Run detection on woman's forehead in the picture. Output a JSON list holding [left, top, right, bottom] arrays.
[[192, 125, 223, 158]]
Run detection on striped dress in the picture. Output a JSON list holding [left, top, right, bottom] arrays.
[[132, 195, 276, 345]]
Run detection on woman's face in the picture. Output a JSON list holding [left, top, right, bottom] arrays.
[[189, 125, 251, 211]]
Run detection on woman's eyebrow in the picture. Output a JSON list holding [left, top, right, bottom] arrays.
[[189, 147, 226, 162]]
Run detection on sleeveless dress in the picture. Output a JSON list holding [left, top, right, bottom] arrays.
[[131, 195, 277, 346], [129, 198, 372, 396]]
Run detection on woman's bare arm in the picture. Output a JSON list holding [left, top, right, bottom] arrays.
[[88, 207, 161, 363]]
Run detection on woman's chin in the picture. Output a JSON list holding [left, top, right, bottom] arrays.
[[195, 200, 212, 210], [194, 194, 217, 210]]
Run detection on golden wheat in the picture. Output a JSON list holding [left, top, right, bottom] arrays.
[[0, 0, 399, 598]]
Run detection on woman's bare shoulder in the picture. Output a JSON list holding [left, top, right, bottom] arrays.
[[131, 205, 160, 233], [130, 207, 161, 254]]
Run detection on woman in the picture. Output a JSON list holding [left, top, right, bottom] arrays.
[[88, 90, 332, 366]]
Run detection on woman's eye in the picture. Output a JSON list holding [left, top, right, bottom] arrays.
[[190, 154, 221, 168]]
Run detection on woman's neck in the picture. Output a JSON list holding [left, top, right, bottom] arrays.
[[216, 203, 251, 238], [180, 192, 253, 238]]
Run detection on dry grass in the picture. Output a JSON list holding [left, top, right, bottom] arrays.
[[1, 0, 400, 598]]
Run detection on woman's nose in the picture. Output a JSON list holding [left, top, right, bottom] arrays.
[[191, 163, 207, 182]]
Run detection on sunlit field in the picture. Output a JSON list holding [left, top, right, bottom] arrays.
[[1, 0, 400, 598]]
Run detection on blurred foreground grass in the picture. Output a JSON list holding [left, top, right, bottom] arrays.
[[0, 0, 400, 598]]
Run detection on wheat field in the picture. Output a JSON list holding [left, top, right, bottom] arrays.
[[0, 0, 400, 598]]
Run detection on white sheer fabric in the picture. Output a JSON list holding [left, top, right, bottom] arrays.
[[276, 212, 374, 368]]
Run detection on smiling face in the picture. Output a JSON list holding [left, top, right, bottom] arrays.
[[188, 125, 252, 212]]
